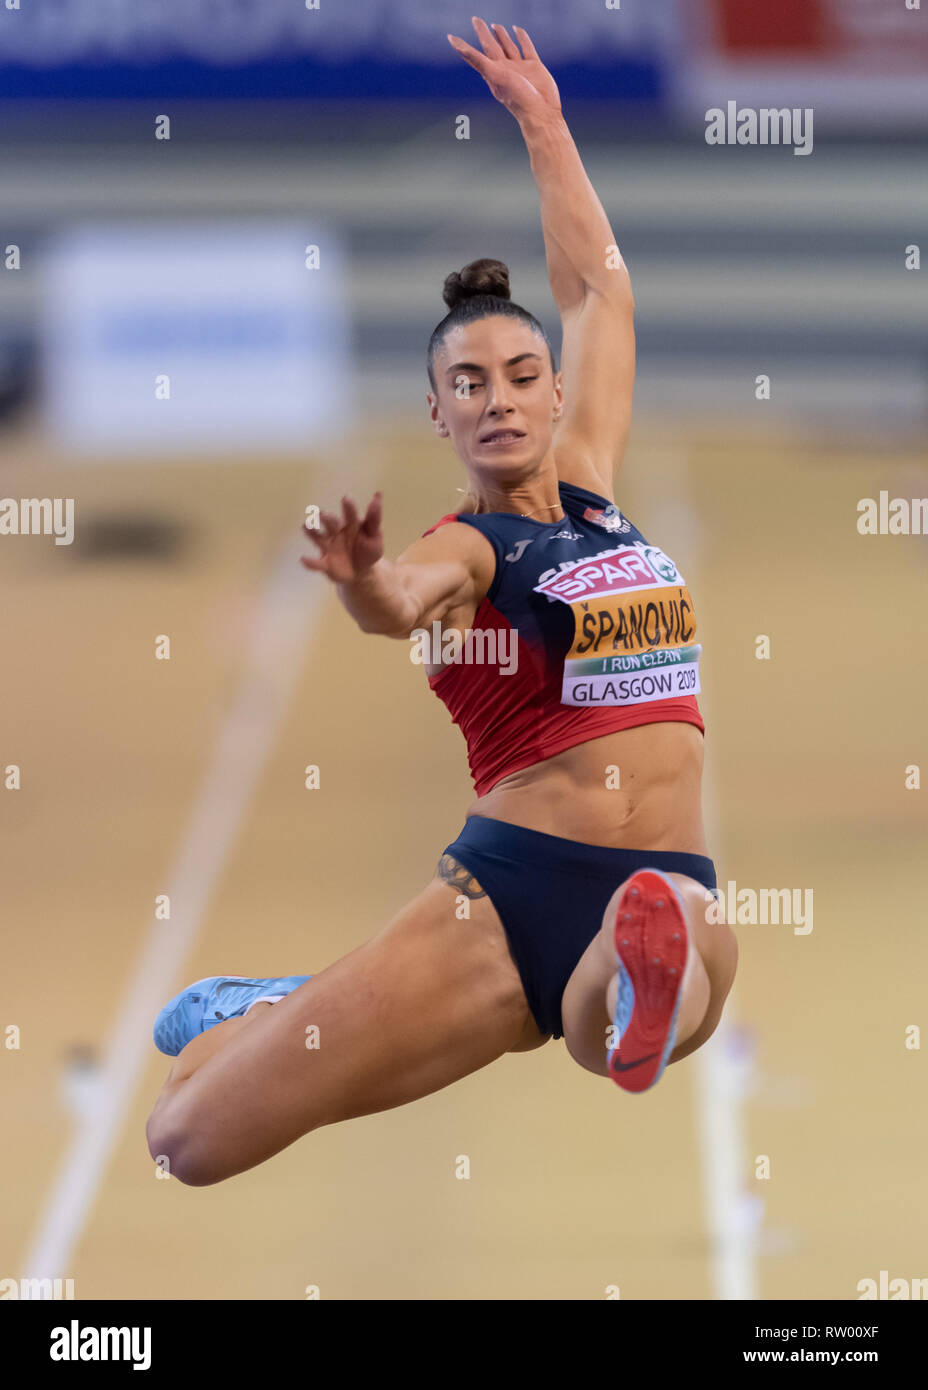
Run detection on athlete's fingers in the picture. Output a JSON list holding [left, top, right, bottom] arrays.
[[491, 23, 521, 62], [318, 509, 341, 537], [361, 491, 383, 536], [471, 16, 505, 61], [302, 523, 328, 550], [446, 33, 489, 76], [299, 554, 329, 573], [512, 25, 540, 62], [341, 495, 361, 529]]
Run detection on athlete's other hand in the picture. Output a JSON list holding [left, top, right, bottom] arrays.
[[447, 18, 561, 122], [301, 493, 384, 584]]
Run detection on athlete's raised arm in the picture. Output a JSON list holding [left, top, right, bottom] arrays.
[[301, 494, 493, 638], [448, 18, 635, 499]]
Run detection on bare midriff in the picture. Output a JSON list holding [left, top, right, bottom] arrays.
[[465, 720, 708, 856]]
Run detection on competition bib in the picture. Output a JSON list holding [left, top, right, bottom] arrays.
[[533, 544, 701, 708]]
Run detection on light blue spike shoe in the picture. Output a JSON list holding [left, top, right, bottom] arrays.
[[153, 975, 311, 1057]]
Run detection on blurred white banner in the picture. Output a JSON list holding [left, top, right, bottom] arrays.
[[38, 221, 352, 459]]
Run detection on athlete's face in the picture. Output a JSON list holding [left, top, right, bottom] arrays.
[[427, 317, 562, 480]]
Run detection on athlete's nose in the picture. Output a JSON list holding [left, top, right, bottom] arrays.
[[490, 368, 519, 403], [483, 378, 517, 417]]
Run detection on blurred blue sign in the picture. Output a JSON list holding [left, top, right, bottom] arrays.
[[0, 0, 673, 102]]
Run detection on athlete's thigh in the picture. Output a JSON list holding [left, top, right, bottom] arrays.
[[165, 871, 535, 1182], [560, 907, 616, 1074]]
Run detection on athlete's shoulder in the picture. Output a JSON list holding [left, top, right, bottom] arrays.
[[421, 509, 522, 539], [400, 512, 496, 581], [421, 512, 460, 538]]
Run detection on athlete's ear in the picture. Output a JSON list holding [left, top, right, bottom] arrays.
[[426, 390, 450, 438], [552, 370, 564, 422]]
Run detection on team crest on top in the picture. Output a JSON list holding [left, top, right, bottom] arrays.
[[583, 503, 630, 534]]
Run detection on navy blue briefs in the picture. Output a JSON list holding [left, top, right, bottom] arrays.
[[441, 815, 718, 1040]]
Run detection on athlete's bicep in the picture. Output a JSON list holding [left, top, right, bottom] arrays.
[[553, 281, 635, 501], [390, 522, 495, 634]]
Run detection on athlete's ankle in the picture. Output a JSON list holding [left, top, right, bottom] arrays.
[[166, 1011, 259, 1082], [242, 996, 283, 1015]]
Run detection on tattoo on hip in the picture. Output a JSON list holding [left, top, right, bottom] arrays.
[[437, 853, 487, 899]]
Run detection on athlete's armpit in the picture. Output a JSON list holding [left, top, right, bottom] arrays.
[[436, 853, 487, 899]]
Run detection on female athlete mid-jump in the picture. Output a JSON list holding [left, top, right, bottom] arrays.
[[146, 18, 737, 1187]]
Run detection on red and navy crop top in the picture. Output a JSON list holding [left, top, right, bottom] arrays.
[[421, 479, 704, 796]]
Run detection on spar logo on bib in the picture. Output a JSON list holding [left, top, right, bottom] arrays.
[[533, 544, 702, 707]]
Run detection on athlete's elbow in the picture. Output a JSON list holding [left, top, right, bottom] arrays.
[[355, 614, 413, 639], [358, 603, 422, 639], [592, 276, 634, 314]]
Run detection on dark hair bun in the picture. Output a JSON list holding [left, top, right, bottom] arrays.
[[442, 257, 511, 310]]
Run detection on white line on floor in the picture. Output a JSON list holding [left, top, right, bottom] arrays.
[[649, 444, 758, 1300], [22, 527, 331, 1281]]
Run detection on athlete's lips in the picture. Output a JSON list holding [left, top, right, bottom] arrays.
[[479, 428, 526, 444]]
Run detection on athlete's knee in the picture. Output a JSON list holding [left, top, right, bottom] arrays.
[[145, 1113, 199, 1187], [146, 1094, 227, 1188], [156, 1140, 221, 1188]]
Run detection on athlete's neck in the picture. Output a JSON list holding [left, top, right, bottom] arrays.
[[465, 471, 565, 521]]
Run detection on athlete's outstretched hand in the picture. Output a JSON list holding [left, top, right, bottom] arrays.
[[301, 493, 384, 584], [447, 18, 561, 122]]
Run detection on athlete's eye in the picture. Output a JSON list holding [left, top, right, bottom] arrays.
[[458, 377, 537, 392]]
